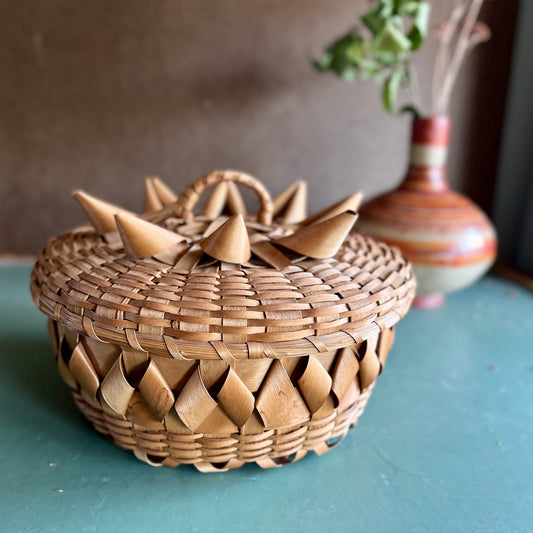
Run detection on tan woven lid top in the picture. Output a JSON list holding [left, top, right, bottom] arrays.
[[31, 171, 415, 360]]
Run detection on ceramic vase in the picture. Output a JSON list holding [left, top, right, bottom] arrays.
[[357, 115, 497, 308]]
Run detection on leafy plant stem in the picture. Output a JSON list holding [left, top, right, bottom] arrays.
[[314, 0, 430, 115]]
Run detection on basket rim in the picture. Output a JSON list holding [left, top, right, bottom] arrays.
[[42, 305, 402, 360]]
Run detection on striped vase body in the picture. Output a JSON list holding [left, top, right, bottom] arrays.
[[357, 116, 497, 308]]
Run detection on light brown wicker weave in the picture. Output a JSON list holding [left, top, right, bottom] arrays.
[[31, 170, 415, 471]]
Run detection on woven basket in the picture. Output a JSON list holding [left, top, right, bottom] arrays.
[[31, 170, 415, 471]]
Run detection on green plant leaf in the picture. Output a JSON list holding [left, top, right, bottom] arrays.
[[357, 58, 382, 80], [382, 68, 405, 114], [372, 50, 398, 67], [362, 9, 384, 35], [314, 34, 364, 77], [328, 36, 359, 76], [339, 66, 357, 80], [407, 2, 430, 50], [378, 0, 394, 18], [345, 37, 366, 63], [395, 0, 422, 16], [314, 52, 333, 71], [373, 20, 412, 53]]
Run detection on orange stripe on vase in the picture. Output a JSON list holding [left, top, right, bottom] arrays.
[[372, 237, 497, 267]]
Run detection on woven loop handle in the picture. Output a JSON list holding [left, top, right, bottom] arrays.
[[178, 170, 273, 225]]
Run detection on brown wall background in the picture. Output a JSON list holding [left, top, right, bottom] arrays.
[[0, 0, 517, 253]]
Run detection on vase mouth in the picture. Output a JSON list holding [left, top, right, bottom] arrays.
[[414, 114, 450, 120], [411, 115, 451, 147]]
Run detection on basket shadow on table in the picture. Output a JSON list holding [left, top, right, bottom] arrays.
[[1, 334, 92, 432]]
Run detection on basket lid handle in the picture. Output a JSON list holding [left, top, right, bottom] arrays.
[[177, 170, 273, 225]]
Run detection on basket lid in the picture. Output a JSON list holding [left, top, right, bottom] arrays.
[[31, 170, 415, 360]]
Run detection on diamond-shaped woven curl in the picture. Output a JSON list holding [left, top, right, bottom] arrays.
[[31, 170, 415, 472]]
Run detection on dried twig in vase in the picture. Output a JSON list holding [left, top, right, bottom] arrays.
[[433, 0, 491, 115]]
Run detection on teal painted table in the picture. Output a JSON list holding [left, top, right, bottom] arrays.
[[1, 264, 532, 532]]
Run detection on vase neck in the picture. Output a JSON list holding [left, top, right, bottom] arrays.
[[401, 115, 451, 193]]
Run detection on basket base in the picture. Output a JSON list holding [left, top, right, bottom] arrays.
[[72, 386, 373, 472]]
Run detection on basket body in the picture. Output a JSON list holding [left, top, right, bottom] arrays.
[[31, 171, 415, 471], [49, 319, 394, 471]]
